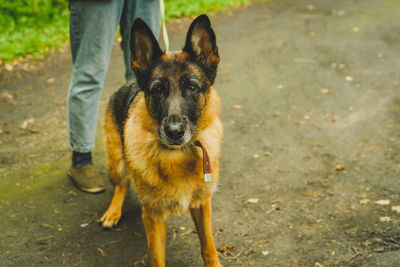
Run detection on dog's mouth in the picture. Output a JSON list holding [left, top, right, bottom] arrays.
[[159, 128, 193, 149]]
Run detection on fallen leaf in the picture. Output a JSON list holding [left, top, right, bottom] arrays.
[[262, 250, 271, 256], [380, 216, 391, 222], [54, 209, 61, 215], [375, 199, 390, 206], [328, 117, 338, 123], [0, 91, 14, 101], [360, 199, 370, 204], [80, 223, 89, 228], [213, 227, 223, 235], [240, 232, 249, 237], [20, 118, 35, 129], [231, 105, 243, 110], [391, 206, 400, 213], [271, 203, 280, 210], [46, 78, 55, 84], [336, 164, 345, 171], [41, 224, 53, 229], [36, 235, 55, 244], [217, 244, 234, 256], [97, 248, 106, 256], [68, 190, 77, 196], [246, 198, 259, 204]]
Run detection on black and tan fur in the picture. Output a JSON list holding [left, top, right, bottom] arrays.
[[100, 15, 223, 267]]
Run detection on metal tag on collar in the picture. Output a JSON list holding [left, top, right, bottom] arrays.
[[204, 173, 213, 183]]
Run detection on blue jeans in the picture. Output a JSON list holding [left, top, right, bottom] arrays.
[[67, 0, 160, 153]]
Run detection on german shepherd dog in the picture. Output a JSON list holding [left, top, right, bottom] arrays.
[[100, 15, 223, 267]]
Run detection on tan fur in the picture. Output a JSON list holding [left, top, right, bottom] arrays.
[[101, 87, 223, 267], [104, 109, 128, 186], [123, 88, 222, 220]]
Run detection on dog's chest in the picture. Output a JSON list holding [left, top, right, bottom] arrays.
[[136, 175, 216, 215]]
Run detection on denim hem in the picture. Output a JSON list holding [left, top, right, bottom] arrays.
[[69, 143, 94, 153]]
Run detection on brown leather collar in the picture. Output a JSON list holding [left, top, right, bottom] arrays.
[[194, 141, 212, 182]]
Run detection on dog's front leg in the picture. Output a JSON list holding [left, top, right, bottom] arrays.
[[190, 198, 222, 267], [142, 207, 167, 267], [101, 184, 128, 228]]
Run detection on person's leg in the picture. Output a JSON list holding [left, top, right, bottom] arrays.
[[120, 0, 161, 81], [67, 0, 125, 193]]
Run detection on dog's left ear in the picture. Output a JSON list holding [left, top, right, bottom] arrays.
[[130, 18, 163, 74], [183, 15, 220, 84]]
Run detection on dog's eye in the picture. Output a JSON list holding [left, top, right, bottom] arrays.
[[150, 83, 164, 94], [184, 80, 200, 93], [188, 83, 197, 92]]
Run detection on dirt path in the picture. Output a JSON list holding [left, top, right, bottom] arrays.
[[1, 0, 400, 266]]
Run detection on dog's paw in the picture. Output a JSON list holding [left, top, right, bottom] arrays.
[[100, 207, 122, 228]]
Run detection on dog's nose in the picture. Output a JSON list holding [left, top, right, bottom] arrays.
[[164, 115, 185, 141]]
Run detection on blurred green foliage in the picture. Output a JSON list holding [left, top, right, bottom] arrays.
[[0, 0, 247, 64], [0, 0, 70, 63], [165, 0, 247, 19]]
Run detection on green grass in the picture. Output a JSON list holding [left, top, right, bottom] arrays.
[[0, 0, 70, 64], [0, 0, 248, 65], [165, 0, 247, 19]]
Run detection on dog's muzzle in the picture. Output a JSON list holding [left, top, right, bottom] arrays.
[[160, 115, 192, 146]]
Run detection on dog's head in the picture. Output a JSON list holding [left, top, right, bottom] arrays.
[[130, 15, 219, 148]]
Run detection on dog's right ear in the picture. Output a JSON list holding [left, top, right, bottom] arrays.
[[130, 18, 162, 74]]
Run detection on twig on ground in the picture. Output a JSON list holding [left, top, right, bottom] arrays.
[[178, 229, 195, 237], [219, 247, 255, 261], [36, 235, 55, 244], [168, 229, 177, 248], [347, 247, 361, 263]]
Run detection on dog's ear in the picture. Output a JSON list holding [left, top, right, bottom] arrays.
[[130, 18, 162, 74], [183, 15, 220, 83]]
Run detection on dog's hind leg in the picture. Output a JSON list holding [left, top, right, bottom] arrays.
[[190, 198, 222, 267], [142, 207, 167, 267], [101, 109, 129, 228]]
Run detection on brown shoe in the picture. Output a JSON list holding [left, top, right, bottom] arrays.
[[67, 165, 105, 193]]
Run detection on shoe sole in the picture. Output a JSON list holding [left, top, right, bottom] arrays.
[[67, 172, 105, 194]]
